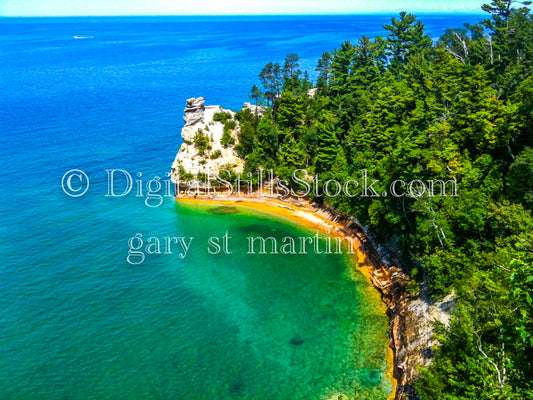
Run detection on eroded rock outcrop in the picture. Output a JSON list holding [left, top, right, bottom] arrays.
[[183, 97, 205, 126], [171, 97, 244, 183], [242, 102, 265, 117]]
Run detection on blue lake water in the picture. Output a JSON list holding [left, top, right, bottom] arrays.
[[0, 14, 482, 399]]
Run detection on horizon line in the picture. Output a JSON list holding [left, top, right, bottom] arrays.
[[0, 12, 487, 18]]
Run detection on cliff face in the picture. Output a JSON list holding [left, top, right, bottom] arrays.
[[311, 205, 454, 400], [353, 227, 455, 400], [171, 97, 244, 183]]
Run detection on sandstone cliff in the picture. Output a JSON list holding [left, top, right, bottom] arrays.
[[171, 97, 245, 183], [346, 222, 455, 400], [308, 204, 455, 399]]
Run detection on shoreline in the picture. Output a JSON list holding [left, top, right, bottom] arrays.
[[176, 194, 399, 400]]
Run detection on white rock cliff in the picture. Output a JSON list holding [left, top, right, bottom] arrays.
[[170, 97, 245, 184]]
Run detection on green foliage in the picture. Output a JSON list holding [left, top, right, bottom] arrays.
[[193, 129, 211, 156], [244, 112, 279, 171], [514, 76, 533, 147], [314, 110, 340, 174], [217, 166, 240, 186], [236, 120, 255, 157], [282, 53, 302, 92], [259, 61, 282, 105], [221, 119, 236, 148], [507, 147, 533, 208], [213, 111, 232, 122], [276, 91, 303, 130], [383, 11, 432, 74], [210, 149, 222, 159], [316, 51, 332, 94], [249, 84, 263, 105], [177, 164, 194, 181], [240, 6, 533, 397], [511, 254, 533, 347]]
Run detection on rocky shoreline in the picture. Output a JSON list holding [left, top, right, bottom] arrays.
[[313, 203, 454, 400]]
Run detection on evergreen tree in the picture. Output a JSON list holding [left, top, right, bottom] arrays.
[[316, 51, 332, 94], [249, 85, 264, 105], [314, 110, 340, 174], [241, 7, 533, 397], [276, 91, 303, 131], [259, 62, 282, 105], [245, 113, 279, 170], [282, 53, 302, 92], [330, 40, 355, 97], [236, 121, 256, 158], [506, 147, 533, 208], [383, 11, 432, 74]]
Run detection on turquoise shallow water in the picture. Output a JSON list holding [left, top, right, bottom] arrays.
[[3, 200, 392, 399], [0, 15, 484, 400]]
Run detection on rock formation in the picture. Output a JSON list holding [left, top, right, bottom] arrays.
[[183, 97, 205, 126], [171, 97, 245, 184], [242, 102, 265, 117]]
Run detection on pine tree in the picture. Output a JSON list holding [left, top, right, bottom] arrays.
[[249, 85, 264, 105], [481, 0, 532, 75], [316, 52, 332, 94], [314, 110, 340, 174], [259, 62, 282, 105], [330, 40, 355, 97], [235, 121, 255, 158], [383, 11, 432, 74], [282, 53, 301, 92], [276, 91, 303, 131]]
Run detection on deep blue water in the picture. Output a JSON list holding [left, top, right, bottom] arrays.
[[1, 15, 483, 400]]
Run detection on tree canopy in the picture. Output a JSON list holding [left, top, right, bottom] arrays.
[[239, 2, 533, 397]]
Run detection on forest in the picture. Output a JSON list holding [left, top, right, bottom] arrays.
[[223, 0, 533, 398]]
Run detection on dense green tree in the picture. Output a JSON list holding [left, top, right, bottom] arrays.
[[481, 0, 527, 71], [244, 112, 279, 171], [449, 64, 520, 156], [507, 147, 533, 208], [275, 91, 303, 131], [249, 84, 264, 105], [514, 76, 533, 147], [276, 134, 307, 184], [322, 148, 352, 214], [329, 40, 356, 97], [235, 121, 255, 158], [282, 53, 302, 92], [314, 110, 340, 174], [383, 11, 432, 74], [259, 62, 282, 105], [316, 51, 332, 94], [439, 24, 491, 65]]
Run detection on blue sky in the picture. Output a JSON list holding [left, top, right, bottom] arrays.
[[0, 0, 486, 17]]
